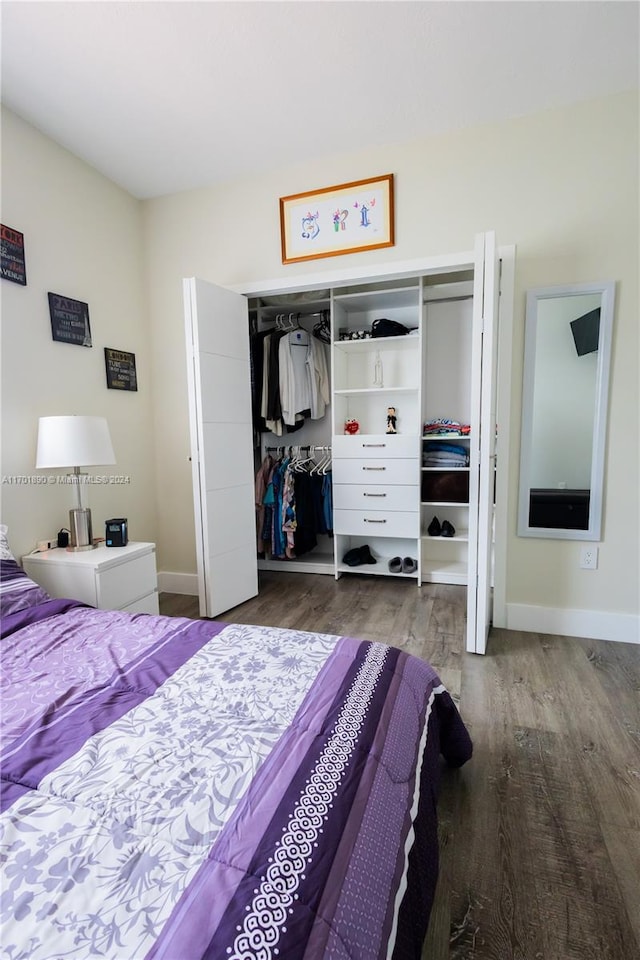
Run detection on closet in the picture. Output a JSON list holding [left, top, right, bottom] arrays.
[[184, 231, 514, 654]]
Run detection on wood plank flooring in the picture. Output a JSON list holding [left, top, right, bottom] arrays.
[[160, 572, 640, 960]]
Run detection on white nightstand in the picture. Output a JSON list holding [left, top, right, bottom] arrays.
[[22, 542, 159, 614]]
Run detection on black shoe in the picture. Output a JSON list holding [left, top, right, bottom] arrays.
[[441, 520, 455, 537], [343, 547, 364, 566], [359, 544, 377, 564], [427, 516, 441, 537]]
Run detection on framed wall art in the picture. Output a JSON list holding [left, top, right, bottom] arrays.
[[104, 347, 138, 391], [280, 173, 394, 264], [1, 224, 27, 285], [48, 292, 92, 346]]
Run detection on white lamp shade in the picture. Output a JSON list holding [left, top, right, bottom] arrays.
[[36, 416, 116, 468]]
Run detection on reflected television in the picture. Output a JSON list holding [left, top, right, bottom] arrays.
[[570, 307, 600, 356]]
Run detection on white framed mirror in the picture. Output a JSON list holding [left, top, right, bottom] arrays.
[[518, 280, 615, 540]]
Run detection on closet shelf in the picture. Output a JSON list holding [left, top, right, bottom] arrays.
[[336, 563, 419, 580], [421, 499, 470, 507], [419, 559, 468, 585], [333, 335, 418, 352], [421, 466, 470, 472], [333, 287, 419, 310], [422, 531, 469, 542], [334, 386, 418, 396]]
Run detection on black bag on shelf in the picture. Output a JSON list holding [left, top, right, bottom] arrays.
[[371, 318, 409, 338]]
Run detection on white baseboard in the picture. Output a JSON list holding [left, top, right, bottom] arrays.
[[158, 571, 199, 596], [506, 603, 640, 645]]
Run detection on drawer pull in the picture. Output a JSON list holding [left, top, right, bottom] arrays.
[[363, 492, 386, 497], [362, 443, 386, 448], [363, 466, 386, 471], [364, 518, 387, 524]]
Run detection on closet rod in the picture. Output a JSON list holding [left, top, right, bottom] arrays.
[[268, 309, 329, 322]]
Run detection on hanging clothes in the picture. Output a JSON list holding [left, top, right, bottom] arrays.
[[278, 334, 330, 427], [254, 453, 274, 556]]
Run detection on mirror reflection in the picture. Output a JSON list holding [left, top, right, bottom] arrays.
[[518, 281, 615, 541]]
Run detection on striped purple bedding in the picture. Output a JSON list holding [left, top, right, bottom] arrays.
[[0, 600, 471, 959]]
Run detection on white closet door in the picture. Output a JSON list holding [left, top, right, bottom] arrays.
[[475, 232, 500, 654], [184, 277, 258, 618], [466, 232, 500, 654]]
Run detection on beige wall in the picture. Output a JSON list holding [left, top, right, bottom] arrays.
[[2, 93, 637, 630], [0, 108, 157, 560], [143, 91, 638, 625]]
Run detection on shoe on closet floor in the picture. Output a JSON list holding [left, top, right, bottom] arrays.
[[388, 556, 402, 573], [402, 557, 418, 574], [359, 544, 377, 564], [441, 520, 456, 537], [343, 544, 377, 567], [427, 516, 441, 537], [343, 547, 364, 566]]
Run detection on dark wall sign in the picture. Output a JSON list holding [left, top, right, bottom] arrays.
[[48, 292, 92, 346], [1, 224, 27, 285], [105, 348, 138, 391]]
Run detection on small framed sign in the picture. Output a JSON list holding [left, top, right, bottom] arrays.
[[1, 224, 27, 285], [48, 292, 92, 347], [280, 174, 394, 264], [104, 348, 138, 391]]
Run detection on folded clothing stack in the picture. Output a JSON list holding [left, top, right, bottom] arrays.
[[422, 441, 469, 468], [423, 418, 471, 437]]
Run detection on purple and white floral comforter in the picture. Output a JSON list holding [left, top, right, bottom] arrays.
[[0, 601, 472, 960]]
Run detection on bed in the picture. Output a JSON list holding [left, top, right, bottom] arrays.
[[0, 543, 472, 960]]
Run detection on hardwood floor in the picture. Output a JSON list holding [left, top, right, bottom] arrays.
[[160, 572, 640, 960]]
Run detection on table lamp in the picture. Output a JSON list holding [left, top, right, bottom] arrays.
[[36, 415, 116, 550]]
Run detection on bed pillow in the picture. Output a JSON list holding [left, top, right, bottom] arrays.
[[0, 557, 51, 616], [0, 524, 15, 561]]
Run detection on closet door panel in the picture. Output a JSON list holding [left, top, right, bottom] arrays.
[[184, 276, 258, 618], [475, 231, 500, 655], [202, 422, 254, 490], [208, 546, 259, 616], [465, 232, 499, 655], [196, 283, 250, 360], [206, 484, 256, 552], [198, 354, 252, 424]]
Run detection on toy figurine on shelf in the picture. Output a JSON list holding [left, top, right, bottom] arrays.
[[386, 407, 397, 434], [344, 418, 360, 435]]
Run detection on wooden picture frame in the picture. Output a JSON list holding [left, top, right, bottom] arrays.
[[280, 174, 394, 264], [104, 347, 138, 391]]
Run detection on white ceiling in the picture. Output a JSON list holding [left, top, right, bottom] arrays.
[[1, 1, 638, 200]]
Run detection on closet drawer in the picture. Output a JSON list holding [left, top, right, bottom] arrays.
[[333, 484, 418, 512], [334, 509, 419, 539], [333, 458, 419, 486], [333, 435, 419, 460]]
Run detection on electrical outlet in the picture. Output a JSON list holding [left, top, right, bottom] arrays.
[[580, 546, 599, 570]]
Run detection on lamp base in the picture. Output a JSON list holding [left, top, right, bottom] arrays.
[[69, 507, 96, 551]]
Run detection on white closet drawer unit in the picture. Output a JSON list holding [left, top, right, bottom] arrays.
[[333, 483, 418, 512], [333, 434, 419, 460], [334, 509, 419, 539], [333, 457, 420, 486]]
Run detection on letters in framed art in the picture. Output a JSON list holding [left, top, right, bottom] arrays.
[[280, 174, 394, 264]]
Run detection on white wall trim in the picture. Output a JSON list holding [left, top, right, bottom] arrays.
[[158, 571, 199, 596], [505, 603, 639, 644]]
